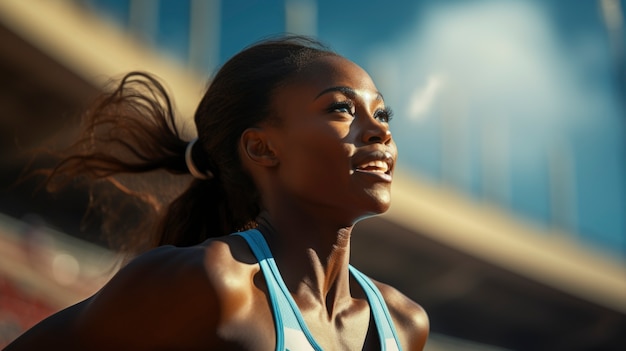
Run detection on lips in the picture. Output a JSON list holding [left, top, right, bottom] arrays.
[[355, 160, 390, 173], [352, 150, 394, 181]]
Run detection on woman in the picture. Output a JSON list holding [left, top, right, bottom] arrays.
[[6, 36, 429, 350]]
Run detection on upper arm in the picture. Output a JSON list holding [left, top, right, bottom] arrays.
[[6, 245, 221, 351], [376, 282, 430, 351]]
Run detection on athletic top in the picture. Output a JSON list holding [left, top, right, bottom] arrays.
[[233, 229, 402, 351]]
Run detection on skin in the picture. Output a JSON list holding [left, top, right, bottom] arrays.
[[6, 55, 429, 350]]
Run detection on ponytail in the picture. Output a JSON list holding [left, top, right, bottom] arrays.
[[43, 72, 227, 254]]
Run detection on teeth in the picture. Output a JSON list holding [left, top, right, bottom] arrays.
[[356, 160, 389, 173]]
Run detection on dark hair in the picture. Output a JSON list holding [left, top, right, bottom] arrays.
[[43, 35, 336, 254]]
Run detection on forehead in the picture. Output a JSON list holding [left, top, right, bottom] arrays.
[[285, 55, 379, 97]]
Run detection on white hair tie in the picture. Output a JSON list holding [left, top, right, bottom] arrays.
[[185, 138, 214, 180]]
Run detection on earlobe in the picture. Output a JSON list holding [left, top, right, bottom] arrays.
[[240, 128, 279, 167]]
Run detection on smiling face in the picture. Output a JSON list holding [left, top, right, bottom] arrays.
[[249, 55, 397, 224]]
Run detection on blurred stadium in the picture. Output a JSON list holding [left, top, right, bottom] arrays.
[[0, 0, 624, 349]]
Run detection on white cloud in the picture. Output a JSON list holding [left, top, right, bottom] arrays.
[[408, 73, 446, 121], [368, 0, 618, 162]]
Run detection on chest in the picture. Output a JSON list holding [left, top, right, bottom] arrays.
[[214, 299, 381, 351], [223, 230, 403, 351]]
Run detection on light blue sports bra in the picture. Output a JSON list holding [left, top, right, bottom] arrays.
[[233, 229, 402, 351]]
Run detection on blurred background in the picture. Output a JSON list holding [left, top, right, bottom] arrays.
[[0, 0, 624, 349]]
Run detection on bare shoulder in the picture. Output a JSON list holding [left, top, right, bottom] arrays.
[[97, 235, 256, 326], [7, 236, 256, 351], [104, 234, 254, 302], [197, 235, 260, 304], [76, 243, 224, 349], [373, 280, 430, 351]]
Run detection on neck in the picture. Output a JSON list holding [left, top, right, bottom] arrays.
[[256, 211, 356, 318]]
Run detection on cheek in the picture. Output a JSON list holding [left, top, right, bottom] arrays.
[[390, 139, 398, 165], [279, 127, 353, 192]]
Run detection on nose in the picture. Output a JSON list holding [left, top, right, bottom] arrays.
[[362, 118, 392, 145]]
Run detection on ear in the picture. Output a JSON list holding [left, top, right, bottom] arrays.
[[240, 127, 279, 167]]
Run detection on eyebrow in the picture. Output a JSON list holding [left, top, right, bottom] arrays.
[[314, 86, 384, 101]]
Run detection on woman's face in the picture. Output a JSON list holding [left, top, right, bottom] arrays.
[[265, 55, 397, 224]]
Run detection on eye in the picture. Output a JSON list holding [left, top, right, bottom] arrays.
[[327, 101, 355, 116], [374, 107, 394, 123]]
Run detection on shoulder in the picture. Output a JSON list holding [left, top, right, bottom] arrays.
[[100, 243, 216, 308], [104, 235, 256, 315], [6, 242, 237, 351], [111, 235, 254, 293], [74, 244, 215, 348], [75, 236, 257, 349], [373, 280, 429, 351]]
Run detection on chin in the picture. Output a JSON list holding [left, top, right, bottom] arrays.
[[368, 188, 391, 210], [353, 193, 391, 222], [372, 201, 392, 216]]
